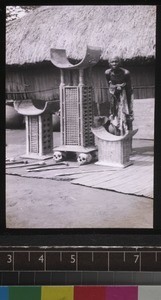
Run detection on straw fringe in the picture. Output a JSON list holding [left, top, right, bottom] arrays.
[[6, 5, 156, 65]]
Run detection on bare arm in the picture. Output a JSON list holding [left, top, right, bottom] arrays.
[[105, 69, 111, 85]]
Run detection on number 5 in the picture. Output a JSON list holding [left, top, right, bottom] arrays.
[[71, 254, 76, 264]]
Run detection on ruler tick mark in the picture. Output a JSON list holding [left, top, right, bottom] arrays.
[[13, 252, 14, 271], [34, 271, 36, 285], [108, 252, 109, 271], [28, 252, 30, 262], [44, 251, 46, 271], [92, 252, 94, 262], [60, 252, 62, 262], [155, 252, 158, 262], [76, 252, 78, 271], [139, 252, 141, 271], [123, 252, 126, 262], [18, 271, 20, 285]]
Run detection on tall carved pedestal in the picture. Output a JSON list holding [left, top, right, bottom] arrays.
[[50, 46, 101, 164], [14, 100, 56, 159]]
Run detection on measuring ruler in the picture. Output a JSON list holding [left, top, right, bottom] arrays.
[[0, 246, 161, 285]]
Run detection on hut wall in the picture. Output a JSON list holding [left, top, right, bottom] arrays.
[[133, 98, 154, 140], [85, 63, 155, 118], [128, 64, 155, 99], [6, 62, 155, 101], [88, 63, 155, 102], [6, 62, 155, 140], [6, 64, 60, 102]]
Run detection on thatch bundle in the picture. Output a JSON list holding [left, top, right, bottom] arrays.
[[6, 5, 156, 65]]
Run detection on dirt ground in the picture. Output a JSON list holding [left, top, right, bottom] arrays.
[[6, 129, 153, 229]]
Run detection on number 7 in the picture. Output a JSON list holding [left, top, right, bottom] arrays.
[[134, 254, 139, 263]]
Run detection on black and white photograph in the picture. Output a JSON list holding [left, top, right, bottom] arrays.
[[5, 5, 156, 229]]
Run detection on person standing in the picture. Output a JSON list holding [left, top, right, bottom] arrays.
[[105, 56, 134, 135]]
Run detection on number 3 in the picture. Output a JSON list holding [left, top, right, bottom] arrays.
[[7, 254, 12, 264]]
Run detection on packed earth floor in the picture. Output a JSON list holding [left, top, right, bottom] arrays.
[[6, 129, 153, 229]]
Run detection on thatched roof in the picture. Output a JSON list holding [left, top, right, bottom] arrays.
[[6, 5, 156, 65]]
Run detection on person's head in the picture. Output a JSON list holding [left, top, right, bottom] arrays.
[[109, 56, 121, 70]]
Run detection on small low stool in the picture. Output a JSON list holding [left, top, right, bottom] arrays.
[[91, 126, 138, 168]]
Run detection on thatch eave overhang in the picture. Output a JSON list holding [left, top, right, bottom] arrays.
[[6, 60, 57, 69], [6, 55, 155, 70], [123, 56, 155, 65], [6, 5, 156, 66]]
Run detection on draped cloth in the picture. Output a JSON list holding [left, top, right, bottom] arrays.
[[108, 82, 130, 135]]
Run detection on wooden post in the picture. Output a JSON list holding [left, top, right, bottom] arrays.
[[79, 69, 84, 85], [60, 69, 65, 146], [26, 116, 29, 155], [79, 69, 84, 146], [38, 115, 43, 157], [60, 69, 65, 85]]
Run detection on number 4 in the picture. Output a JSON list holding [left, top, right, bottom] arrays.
[[39, 255, 44, 263]]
